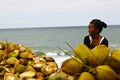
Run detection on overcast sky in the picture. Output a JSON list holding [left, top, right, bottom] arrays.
[[0, 0, 120, 29]]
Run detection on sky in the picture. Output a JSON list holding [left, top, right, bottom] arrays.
[[0, 0, 120, 29]]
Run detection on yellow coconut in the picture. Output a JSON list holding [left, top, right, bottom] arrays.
[[95, 65, 119, 80], [20, 51, 33, 59], [7, 49, 20, 58], [4, 73, 17, 80], [19, 59, 28, 65], [41, 62, 58, 76], [14, 61, 26, 73], [106, 49, 120, 71], [48, 72, 65, 80], [33, 62, 46, 68], [0, 50, 6, 61], [17, 44, 26, 52], [74, 43, 91, 63], [88, 45, 110, 67], [6, 57, 19, 65], [67, 75, 78, 80], [36, 72, 44, 80], [20, 65, 36, 78], [20, 70, 36, 79], [0, 41, 7, 50], [78, 72, 95, 80], [7, 42, 17, 52], [25, 47, 33, 53], [61, 57, 83, 75]]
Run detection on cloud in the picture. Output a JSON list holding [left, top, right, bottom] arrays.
[[0, 0, 120, 28]]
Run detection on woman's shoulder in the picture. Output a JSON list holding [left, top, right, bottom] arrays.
[[84, 35, 89, 38], [102, 36, 108, 41], [84, 35, 90, 41], [104, 37, 108, 42]]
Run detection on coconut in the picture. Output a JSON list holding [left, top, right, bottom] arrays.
[[95, 65, 119, 80], [0, 50, 6, 61], [4, 73, 17, 80], [35, 72, 44, 80], [19, 59, 28, 65], [7, 49, 20, 58], [20, 65, 36, 78], [0, 58, 7, 65], [7, 42, 17, 52], [45, 56, 55, 62], [6, 57, 19, 65], [14, 61, 26, 73], [20, 71, 36, 79], [33, 62, 45, 68], [88, 45, 110, 67], [74, 43, 91, 63], [25, 47, 33, 53], [20, 51, 33, 59], [67, 75, 78, 80], [41, 62, 58, 76], [78, 72, 95, 80], [0, 41, 7, 50], [48, 72, 65, 80], [61, 57, 83, 75], [106, 49, 120, 71], [17, 44, 26, 52]]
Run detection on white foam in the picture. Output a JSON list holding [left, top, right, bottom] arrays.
[[45, 52, 70, 68]]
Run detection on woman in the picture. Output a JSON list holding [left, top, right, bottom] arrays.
[[84, 19, 108, 49]]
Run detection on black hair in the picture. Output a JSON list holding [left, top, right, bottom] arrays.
[[90, 19, 107, 33]]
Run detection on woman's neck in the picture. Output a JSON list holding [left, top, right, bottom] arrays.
[[92, 34, 100, 39]]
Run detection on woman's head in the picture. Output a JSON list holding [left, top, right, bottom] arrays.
[[88, 19, 107, 36]]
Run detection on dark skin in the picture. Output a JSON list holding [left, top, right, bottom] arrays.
[[88, 23, 102, 47]]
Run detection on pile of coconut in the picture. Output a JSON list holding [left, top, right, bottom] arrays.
[[0, 41, 76, 80], [0, 41, 120, 80]]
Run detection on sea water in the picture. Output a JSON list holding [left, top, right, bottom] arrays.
[[0, 25, 120, 67]]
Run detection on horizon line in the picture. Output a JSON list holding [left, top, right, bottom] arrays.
[[0, 24, 119, 30]]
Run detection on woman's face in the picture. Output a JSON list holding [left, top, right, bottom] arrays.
[[88, 23, 99, 36]]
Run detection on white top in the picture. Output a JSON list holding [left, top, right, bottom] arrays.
[[89, 36, 104, 45]]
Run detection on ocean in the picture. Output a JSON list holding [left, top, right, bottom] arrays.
[[0, 25, 120, 67]]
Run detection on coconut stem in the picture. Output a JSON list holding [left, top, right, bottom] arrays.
[[56, 46, 82, 64]]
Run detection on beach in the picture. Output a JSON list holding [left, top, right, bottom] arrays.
[[0, 25, 120, 67]]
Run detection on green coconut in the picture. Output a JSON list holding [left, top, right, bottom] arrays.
[[106, 49, 120, 71], [41, 64, 47, 74], [74, 43, 91, 63], [0, 50, 6, 61], [78, 72, 95, 80], [0, 66, 5, 71], [67, 75, 78, 80], [0, 41, 7, 50], [36, 72, 44, 80], [20, 65, 36, 78], [41, 64, 55, 75], [6, 57, 19, 65], [20, 52, 29, 58], [4, 73, 17, 80], [7, 49, 20, 58], [20, 51, 33, 59], [14, 62, 26, 73], [41, 62, 58, 75], [88, 45, 110, 67], [48, 72, 65, 80], [27, 60, 34, 66], [95, 65, 119, 80], [19, 59, 28, 65], [25, 47, 33, 53], [61, 57, 83, 75], [7, 42, 17, 52]]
